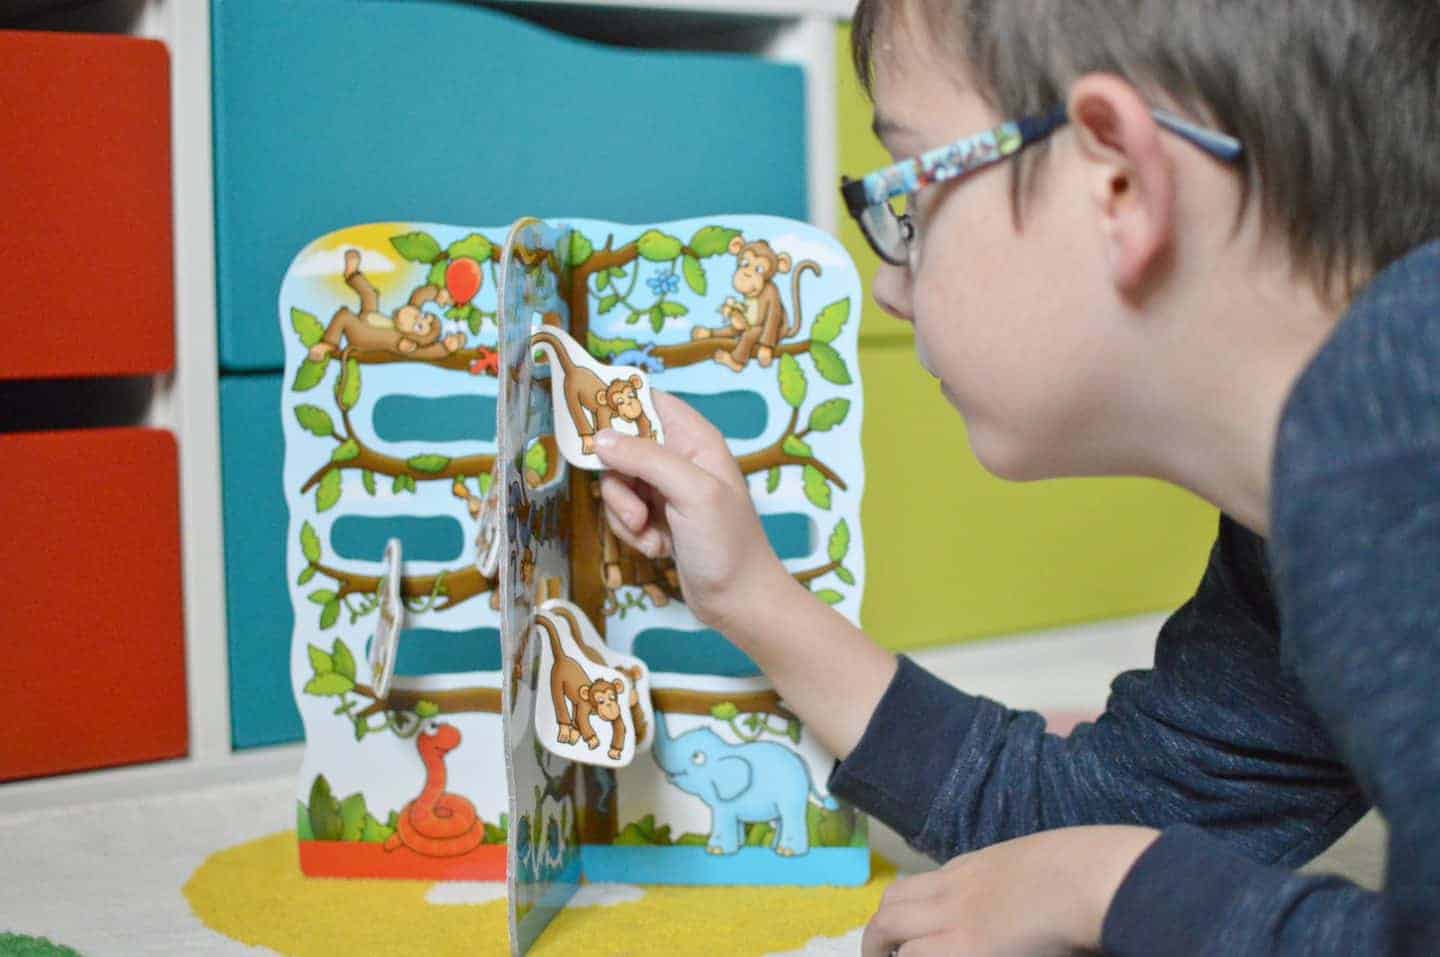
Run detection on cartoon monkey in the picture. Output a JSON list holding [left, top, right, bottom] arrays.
[[308, 249, 466, 362], [692, 236, 821, 372], [531, 329, 657, 454], [540, 616, 627, 758]]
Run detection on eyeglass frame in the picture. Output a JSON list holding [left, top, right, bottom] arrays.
[[840, 104, 1245, 266]]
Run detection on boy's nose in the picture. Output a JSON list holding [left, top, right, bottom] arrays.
[[870, 261, 914, 324]]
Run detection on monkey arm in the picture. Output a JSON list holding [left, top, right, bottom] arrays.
[[408, 284, 442, 308]]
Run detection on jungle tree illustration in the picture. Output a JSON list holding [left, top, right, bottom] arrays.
[[289, 223, 862, 841]]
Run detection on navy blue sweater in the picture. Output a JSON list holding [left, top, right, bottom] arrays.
[[829, 242, 1440, 954]]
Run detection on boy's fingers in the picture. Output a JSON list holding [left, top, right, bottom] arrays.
[[598, 473, 648, 531], [603, 504, 672, 560], [593, 429, 719, 515]]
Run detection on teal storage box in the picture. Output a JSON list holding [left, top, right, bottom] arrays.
[[211, 0, 809, 372], [219, 372, 299, 748]]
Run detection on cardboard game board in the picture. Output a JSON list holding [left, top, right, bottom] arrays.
[[279, 214, 867, 954]]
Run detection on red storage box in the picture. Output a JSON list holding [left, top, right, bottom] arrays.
[[0, 428, 187, 780], [0, 31, 173, 380]]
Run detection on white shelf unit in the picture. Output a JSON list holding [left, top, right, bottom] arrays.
[[0, 0, 849, 812]]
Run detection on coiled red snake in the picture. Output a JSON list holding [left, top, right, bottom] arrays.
[[383, 720, 484, 857]]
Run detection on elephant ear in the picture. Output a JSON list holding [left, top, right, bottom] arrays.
[[709, 755, 752, 804]]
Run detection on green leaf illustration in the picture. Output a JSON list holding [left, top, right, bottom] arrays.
[[836, 567, 856, 585], [391, 231, 443, 264], [297, 566, 317, 586], [292, 359, 327, 393], [292, 308, 325, 348], [340, 793, 367, 842], [427, 260, 447, 288], [308, 643, 334, 674], [362, 814, 394, 844], [300, 521, 321, 563], [782, 435, 812, 458], [807, 398, 851, 433], [809, 341, 853, 385], [478, 472, 493, 495], [316, 469, 342, 513], [766, 467, 781, 493], [294, 404, 334, 438], [308, 775, 343, 841], [338, 358, 362, 411], [331, 440, 360, 463], [407, 453, 450, 474], [778, 354, 807, 409], [392, 475, 406, 494], [305, 671, 353, 696], [803, 465, 832, 510], [810, 299, 850, 345], [815, 589, 844, 605], [596, 271, 611, 292], [649, 306, 665, 333], [332, 638, 356, 681], [711, 702, 739, 721], [361, 470, 376, 496], [660, 301, 689, 317], [636, 229, 682, 262], [308, 589, 338, 605], [598, 294, 620, 315], [296, 801, 315, 841], [353, 721, 367, 742], [681, 254, 706, 295], [689, 225, 741, 258], [415, 700, 440, 718], [319, 600, 341, 630], [448, 233, 493, 262], [523, 441, 549, 479], [787, 719, 803, 745], [568, 231, 594, 268], [828, 519, 851, 563]]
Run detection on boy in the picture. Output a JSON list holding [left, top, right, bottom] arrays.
[[596, 0, 1440, 953]]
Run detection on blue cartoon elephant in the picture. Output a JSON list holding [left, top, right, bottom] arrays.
[[651, 711, 837, 856]]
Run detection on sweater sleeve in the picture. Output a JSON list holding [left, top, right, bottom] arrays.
[[828, 514, 1368, 866], [1103, 243, 1440, 955]]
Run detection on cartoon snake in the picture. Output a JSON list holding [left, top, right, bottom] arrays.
[[383, 720, 485, 858]]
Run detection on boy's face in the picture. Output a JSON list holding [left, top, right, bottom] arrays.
[[867, 26, 1122, 480]]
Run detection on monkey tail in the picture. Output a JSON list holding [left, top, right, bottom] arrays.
[[788, 261, 823, 340], [537, 615, 566, 663], [529, 329, 575, 373]]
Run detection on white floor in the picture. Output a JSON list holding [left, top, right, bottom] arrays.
[[0, 613, 1385, 955]]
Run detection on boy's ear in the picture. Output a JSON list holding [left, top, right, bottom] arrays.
[[1066, 74, 1175, 298]]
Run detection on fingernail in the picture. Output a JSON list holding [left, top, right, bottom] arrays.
[[594, 430, 617, 451]]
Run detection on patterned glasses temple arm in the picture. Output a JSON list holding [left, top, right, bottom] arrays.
[[842, 104, 1242, 213]]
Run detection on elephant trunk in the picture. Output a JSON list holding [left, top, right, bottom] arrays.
[[651, 710, 681, 773]]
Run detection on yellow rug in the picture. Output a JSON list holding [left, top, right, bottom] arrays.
[[184, 831, 895, 956]]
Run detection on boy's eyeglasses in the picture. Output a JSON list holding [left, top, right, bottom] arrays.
[[840, 104, 1245, 266]]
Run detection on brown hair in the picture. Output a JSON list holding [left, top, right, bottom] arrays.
[[852, 0, 1440, 295]]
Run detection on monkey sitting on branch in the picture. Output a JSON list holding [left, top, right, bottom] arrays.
[[308, 249, 467, 362], [692, 235, 820, 372]]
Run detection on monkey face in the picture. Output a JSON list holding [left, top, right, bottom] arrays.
[[733, 251, 773, 297], [584, 680, 624, 721], [600, 375, 646, 422], [395, 306, 440, 343]]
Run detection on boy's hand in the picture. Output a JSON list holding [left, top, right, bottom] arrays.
[[593, 391, 788, 634], [861, 826, 1159, 957]]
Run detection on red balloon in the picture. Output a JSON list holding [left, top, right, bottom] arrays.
[[445, 257, 482, 306]]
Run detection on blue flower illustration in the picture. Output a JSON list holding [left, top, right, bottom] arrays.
[[647, 272, 681, 296]]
